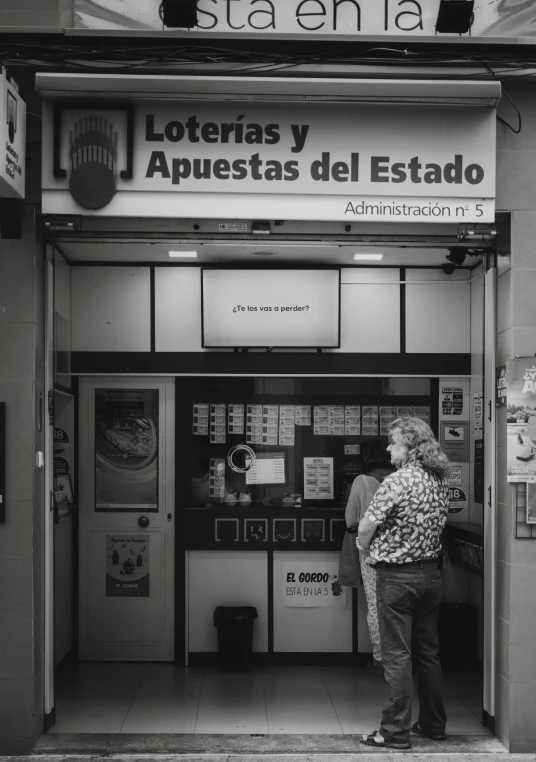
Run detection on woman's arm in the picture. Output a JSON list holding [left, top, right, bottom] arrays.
[[345, 476, 367, 527], [357, 516, 377, 551]]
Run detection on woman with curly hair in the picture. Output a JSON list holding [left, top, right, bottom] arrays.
[[357, 417, 450, 750]]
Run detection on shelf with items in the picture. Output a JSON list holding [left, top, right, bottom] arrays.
[[515, 482, 536, 539], [443, 522, 483, 576]]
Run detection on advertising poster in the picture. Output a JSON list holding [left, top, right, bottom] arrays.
[[279, 405, 295, 446], [440, 422, 469, 463], [448, 465, 468, 514], [328, 405, 345, 436], [304, 457, 334, 500], [414, 406, 430, 423], [210, 403, 226, 444], [448, 484, 468, 515], [95, 389, 158, 511], [441, 385, 465, 418], [496, 366, 507, 408], [228, 404, 244, 435], [380, 406, 396, 435], [449, 465, 462, 487], [362, 406, 379, 435], [506, 359, 536, 482], [246, 404, 263, 445], [295, 406, 312, 426], [192, 402, 209, 435], [344, 405, 360, 436], [106, 534, 149, 597], [283, 562, 346, 608], [473, 393, 484, 438]]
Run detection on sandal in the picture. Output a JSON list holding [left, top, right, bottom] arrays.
[[360, 731, 411, 749], [411, 722, 447, 741]]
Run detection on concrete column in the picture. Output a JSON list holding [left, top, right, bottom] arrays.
[[495, 210, 536, 752], [0, 207, 45, 754]]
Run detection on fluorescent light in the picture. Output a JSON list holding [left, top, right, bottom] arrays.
[[353, 253, 384, 261], [168, 251, 198, 258]]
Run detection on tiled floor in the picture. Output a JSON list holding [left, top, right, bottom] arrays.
[[52, 663, 490, 736]]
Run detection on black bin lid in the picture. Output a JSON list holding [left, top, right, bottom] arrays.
[[213, 606, 258, 625]]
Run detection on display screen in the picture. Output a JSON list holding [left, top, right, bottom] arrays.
[[246, 451, 286, 486], [202, 269, 340, 348]]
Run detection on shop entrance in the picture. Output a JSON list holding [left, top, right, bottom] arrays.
[[43, 229, 496, 741]]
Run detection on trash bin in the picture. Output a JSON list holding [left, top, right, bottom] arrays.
[[213, 606, 258, 671]]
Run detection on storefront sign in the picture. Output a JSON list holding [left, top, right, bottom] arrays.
[[74, 0, 532, 39], [0, 69, 25, 199], [283, 561, 346, 607], [95, 389, 159, 510], [43, 100, 496, 221], [106, 534, 150, 596], [506, 359, 536, 482]]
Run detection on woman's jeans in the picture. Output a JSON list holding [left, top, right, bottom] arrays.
[[376, 561, 446, 745]]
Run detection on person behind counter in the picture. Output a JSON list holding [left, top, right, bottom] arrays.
[[345, 439, 393, 677], [357, 417, 450, 750]]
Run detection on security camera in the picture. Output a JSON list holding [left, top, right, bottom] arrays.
[[441, 262, 456, 276]]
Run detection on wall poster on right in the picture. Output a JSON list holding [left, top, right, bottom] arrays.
[[506, 359, 536, 482]]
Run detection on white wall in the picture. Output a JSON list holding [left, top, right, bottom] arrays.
[[71, 265, 473, 355], [155, 268, 202, 352], [54, 517, 73, 665], [71, 266, 151, 351], [188, 551, 268, 653], [273, 551, 353, 652], [406, 269, 471, 354], [337, 268, 400, 353]]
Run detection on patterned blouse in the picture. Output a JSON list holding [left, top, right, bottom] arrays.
[[364, 462, 449, 564]]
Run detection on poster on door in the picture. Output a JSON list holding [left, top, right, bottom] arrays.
[[440, 386, 465, 418], [440, 422, 469, 462], [106, 534, 150, 597], [95, 389, 159, 511], [506, 359, 536, 482], [283, 562, 346, 608]]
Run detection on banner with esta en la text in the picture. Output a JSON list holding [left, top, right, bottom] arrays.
[[283, 561, 347, 607], [42, 100, 496, 221], [73, 0, 535, 39]]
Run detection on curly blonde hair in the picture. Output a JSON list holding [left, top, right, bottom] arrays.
[[390, 416, 450, 479]]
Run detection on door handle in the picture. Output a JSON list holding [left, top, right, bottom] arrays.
[[488, 486, 492, 507], [138, 516, 149, 528]]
